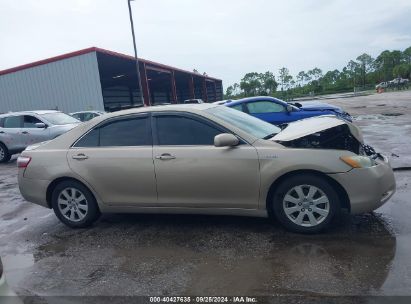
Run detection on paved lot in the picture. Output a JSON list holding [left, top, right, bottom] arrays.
[[0, 91, 411, 298]]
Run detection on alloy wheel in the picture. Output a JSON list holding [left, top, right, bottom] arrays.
[[57, 187, 89, 222], [282, 184, 330, 227]]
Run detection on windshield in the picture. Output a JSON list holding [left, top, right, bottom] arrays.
[[40, 112, 79, 125], [206, 106, 281, 139]]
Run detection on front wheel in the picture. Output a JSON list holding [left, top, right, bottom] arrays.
[[271, 174, 340, 234], [51, 180, 100, 228]]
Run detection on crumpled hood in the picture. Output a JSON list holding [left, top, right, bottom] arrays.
[[290, 101, 342, 112], [272, 115, 363, 143]]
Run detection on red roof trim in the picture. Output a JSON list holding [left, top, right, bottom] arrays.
[[0, 47, 222, 81]]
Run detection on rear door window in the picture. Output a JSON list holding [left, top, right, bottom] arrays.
[[3, 116, 22, 128], [100, 118, 151, 146], [74, 116, 151, 147], [75, 129, 99, 147]]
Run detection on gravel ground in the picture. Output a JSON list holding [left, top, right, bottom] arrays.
[[0, 90, 411, 301]]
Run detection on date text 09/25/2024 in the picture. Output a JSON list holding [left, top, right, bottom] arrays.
[[149, 297, 258, 303]]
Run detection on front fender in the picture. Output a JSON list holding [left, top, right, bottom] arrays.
[[256, 147, 354, 209]]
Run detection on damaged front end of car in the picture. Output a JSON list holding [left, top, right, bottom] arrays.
[[272, 115, 378, 157]]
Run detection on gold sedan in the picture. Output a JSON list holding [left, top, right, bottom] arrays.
[[17, 104, 396, 233]]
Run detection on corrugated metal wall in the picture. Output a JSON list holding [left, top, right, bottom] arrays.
[[0, 52, 104, 113]]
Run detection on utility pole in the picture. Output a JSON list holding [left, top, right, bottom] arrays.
[[127, 0, 145, 106]]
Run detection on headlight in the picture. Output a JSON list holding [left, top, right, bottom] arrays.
[[340, 155, 376, 168]]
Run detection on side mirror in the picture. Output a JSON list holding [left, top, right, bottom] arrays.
[[214, 133, 239, 147], [286, 105, 293, 113], [35, 122, 47, 128]]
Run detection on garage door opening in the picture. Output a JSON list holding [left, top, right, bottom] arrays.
[[96, 49, 223, 110]]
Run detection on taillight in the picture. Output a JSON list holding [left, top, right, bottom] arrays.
[[17, 156, 31, 168]]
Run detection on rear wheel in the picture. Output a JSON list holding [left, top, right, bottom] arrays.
[[271, 174, 340, 234], [51, 180, 100, 228], [0, 143, 11, 163]]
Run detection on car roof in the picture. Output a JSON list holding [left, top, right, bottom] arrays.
[[70, 111, 104, 115], [102, 103, 218, 118], [213, 100, 231, 105], [225, 96, 288, 107], [0, 110, 60, 117], [36, 103, 260, 150]]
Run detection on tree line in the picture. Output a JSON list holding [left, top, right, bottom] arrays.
[[225, 46, 411, 99]]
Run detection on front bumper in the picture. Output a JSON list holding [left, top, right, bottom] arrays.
[[328, 155, 396, 214]]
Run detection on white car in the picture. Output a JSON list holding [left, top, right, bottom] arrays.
[[183, 99, 204, 104], [212, 100, 231, 105], [0, 110, 80, 163], [0, 257, 22, 303], [375, 82, 389, 90], [69, 111, 106, 122]]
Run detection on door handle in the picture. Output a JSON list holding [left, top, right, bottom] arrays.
[[72, 153, 89, 160], [0, 131, 4, 134], [22, 131, 29, 134], [155, 153, 176, 160]]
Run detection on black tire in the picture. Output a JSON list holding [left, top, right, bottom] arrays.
[[51, 180, 100, 228], [270, 174, 340, 234], [0, 143, 11, 163]]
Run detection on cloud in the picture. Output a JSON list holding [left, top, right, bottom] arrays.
[[0, 0, 410, 87]]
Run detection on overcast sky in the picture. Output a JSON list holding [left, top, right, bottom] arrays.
[[1, 0, 411, 86]]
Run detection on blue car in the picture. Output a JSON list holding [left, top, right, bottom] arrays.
[[223, 96, 352, 126]]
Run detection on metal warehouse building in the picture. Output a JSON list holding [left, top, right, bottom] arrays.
[[0, 47, 223, 113]]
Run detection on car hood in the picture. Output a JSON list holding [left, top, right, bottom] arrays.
[[290, 101, 342, 112], [272, 115, 363, 143]]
